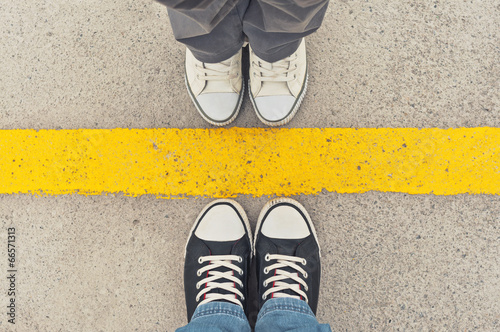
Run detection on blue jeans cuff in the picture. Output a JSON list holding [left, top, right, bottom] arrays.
[[191, 302, 248, 322], [257, 297, 315, 322]]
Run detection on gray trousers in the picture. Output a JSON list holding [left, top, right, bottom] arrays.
[[157, 0, 329, 63]]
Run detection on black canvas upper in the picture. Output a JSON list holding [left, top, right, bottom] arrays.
[[255, 202, 321, 314], [184, 202, 251, 322]]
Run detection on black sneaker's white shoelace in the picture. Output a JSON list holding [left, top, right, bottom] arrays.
[[195, 255, 245, 308], [262, 253, 309, 303]]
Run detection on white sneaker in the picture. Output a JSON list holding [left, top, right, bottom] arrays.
[[249, 39, 308, 126], [185, 48, 244, 126]]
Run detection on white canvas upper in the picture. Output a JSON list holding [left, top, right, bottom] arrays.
[[249, 39, 308, 126], [185, 48, 243, 126]]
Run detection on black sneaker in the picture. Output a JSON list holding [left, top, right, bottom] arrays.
[[183, 199, 252, 322], [254, 198, 321, 314]]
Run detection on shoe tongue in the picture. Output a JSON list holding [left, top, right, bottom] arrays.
[[203, 80, 234, 94], [259, 81, 291, 97]]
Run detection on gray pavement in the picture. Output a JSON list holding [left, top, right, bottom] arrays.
[[0, 0, 499, 331]]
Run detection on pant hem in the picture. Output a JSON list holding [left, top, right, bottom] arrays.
[[189, 42, 244, 63], [257, 297, 316, 322], [191, 302, 248, 322]]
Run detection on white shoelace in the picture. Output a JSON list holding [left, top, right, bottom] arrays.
[[262, 253, 309, 303], [195, 59, 239, 82], [251, 53, 298, 82], [196, 255, 245, 308]]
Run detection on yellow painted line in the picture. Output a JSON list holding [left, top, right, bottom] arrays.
[[0, 128, 498, 197]]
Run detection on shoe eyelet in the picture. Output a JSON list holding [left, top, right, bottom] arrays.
[[239, 270, 244, 276], [198, 257, 203, 264], [305, 285, 309, 291], [262, 294, 266, 300], [238, 256, 243, 263], [265, 254, 271, 262], [263, 267, 269, 274], [263, 281, 267, 287], [302, 259, 307, 266], [303, 272, 308, 278], [196, 282, 201, 289], [241, 295, 245, 300], [197, 270, 202, 277], [196, 295, 200, 302]]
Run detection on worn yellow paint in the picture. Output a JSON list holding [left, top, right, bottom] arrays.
[[0, 128, 498, 197]]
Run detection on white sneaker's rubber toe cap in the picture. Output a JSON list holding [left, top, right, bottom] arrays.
[[254, 95, 296, 122], [196, 92, 240, 123]]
